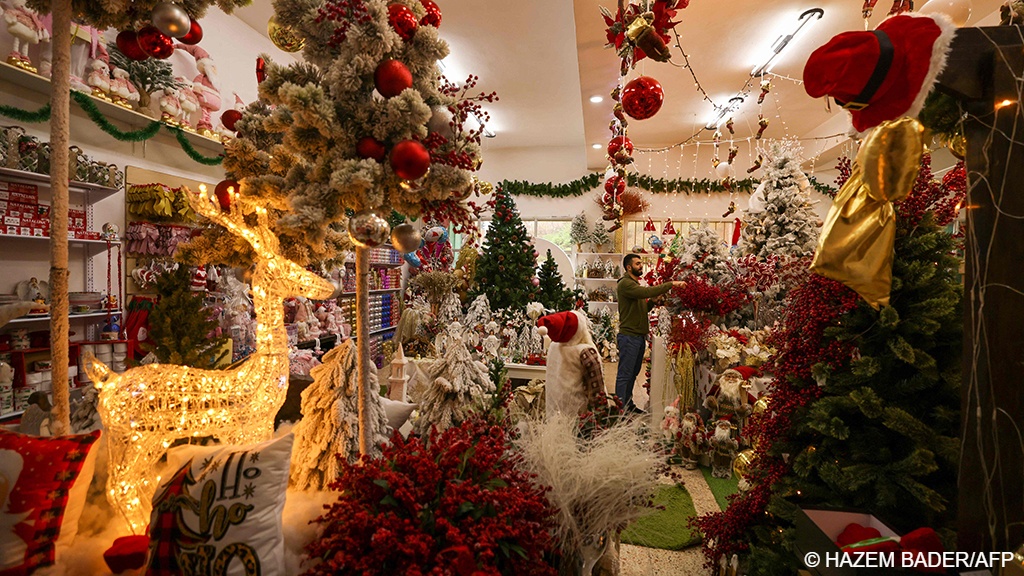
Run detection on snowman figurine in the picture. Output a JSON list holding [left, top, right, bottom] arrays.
[[3, 0, 49, 73]]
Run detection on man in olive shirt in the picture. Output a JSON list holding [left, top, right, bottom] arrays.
[[615, 253, 685, 413]]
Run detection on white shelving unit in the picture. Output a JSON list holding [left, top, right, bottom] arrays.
[[574, 252, 622, 311]]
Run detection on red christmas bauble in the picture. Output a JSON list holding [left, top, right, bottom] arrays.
[[178, 19, 203, 44], [607, 136, 633, 160], [136, 26, 174, 59], [419, 0, 442, 27], [374, 60, 413, 98], [214, 179, 239, 211], [387, 3, 418, 41], [389, 140, 430, 180], [357, 136, 387, 162], [621, 76, 664, 120], [221, 109, 243, 132], [256, 57, 267, 83], [115, 30, 148, 61], [604, 175, 625, 197], [531, 277, 540, 287]]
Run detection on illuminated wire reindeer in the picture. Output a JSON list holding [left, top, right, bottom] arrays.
[[83, 185, 335, 532]]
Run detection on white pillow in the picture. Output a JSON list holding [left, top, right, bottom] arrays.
[[147, 434, 293, 576], [380, 397, 417, 431]]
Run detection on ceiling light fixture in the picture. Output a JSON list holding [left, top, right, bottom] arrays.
[[705, 96, 745, 130], [590, 95, 604, 103], [751, 8, 824, 77], [470, 111, 496, 138], [592, 143, 603, 149]]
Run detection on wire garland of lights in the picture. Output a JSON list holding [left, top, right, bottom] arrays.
[[83, 186, 335, 532]]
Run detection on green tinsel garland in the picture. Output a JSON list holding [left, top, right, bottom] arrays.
[[499, 173, 836, 199], [70, 90, 162, 141], [0, 102, 51, 123], [167, 126, 224, 166], [0, 90, 223, 166]]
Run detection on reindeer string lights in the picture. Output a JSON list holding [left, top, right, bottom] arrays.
[[83, 184, 335, 532]]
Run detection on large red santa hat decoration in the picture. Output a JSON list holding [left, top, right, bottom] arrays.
[[536, 310, 579, 343], [803, 13, 956, 133]]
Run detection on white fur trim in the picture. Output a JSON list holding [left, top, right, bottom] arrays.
[[900, 11, 958, 121]]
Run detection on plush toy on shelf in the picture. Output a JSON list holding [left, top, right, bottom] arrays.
[[175, 76, 200, 131], [2, 0, 49, 73], [85, 44, 112, 101], [175, 43, 221, 137], [108, 66, 139, 109], [158, 85, 182, 124]]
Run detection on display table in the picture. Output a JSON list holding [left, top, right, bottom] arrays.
[[503, 362, 546, 382]]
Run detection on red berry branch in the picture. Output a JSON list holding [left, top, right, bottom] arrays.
[[315, 0, 372, 48]]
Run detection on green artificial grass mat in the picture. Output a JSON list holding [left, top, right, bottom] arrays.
[[620, 484, 701, 550], [700, 465, 740, 511]]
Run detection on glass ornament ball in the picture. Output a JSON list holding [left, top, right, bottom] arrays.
[[374, 59, 413, 98], [178, 19, 203, 44], [221, 109, 243, 132], [390, 223, 422, 253], [136, 26, 174, 59], [387, 3, 419, 41], [389, 140, 431, 181], [267, 15, 305, 52], [607, 136, 633, 160], [151, 2, 191, 38], [357, 136, 387, 162], [621, 76, 664, 120], [604, 175, 625, 197], [115, 30, 148, 61], [348, 210, 391, 248], [419, 0, 442, 27]]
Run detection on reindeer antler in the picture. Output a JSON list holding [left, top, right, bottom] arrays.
[[189, 184, 280, 256]]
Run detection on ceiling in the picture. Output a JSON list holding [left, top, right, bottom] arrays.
[[234, 0, 1001, 180]]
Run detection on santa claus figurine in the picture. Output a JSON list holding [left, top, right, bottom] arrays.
[[109, 66, 139, 109], [678, 411, 708, 470], [3, 0, 49, 73], [704, 365, 757, 423], [174, 43, 221, 136], [708, 418, 739, 479], [537, 310, 604, 417]]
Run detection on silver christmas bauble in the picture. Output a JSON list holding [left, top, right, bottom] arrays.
[[390, 223, 421, 253], [348, 209, 390, 248], [152, 2, 191, 38]]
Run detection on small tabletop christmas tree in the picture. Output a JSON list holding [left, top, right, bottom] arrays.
[[415, 322, 495, 434], [468, 190, 538, 311], [571, 212, 590, 252], [590, 223, 611, 253], [142, 266, 229, 368]]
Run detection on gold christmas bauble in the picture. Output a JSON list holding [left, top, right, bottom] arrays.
[[268, 16, 305, 53], [943, 132, 967, 160], [753, 395, 770, 415], [734, 449, 756, 479]]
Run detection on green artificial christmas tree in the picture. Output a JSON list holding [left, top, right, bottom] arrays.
[[142, 266, 230, 368], [109, 47, 182, 109], [696, 155, 966, 574], [570, 212, 590, 251], [468, 190, 538, 311], [536, 249, 573, 312]]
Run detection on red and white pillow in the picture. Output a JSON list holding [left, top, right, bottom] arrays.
[[0, 429, 102, 575], [147, 434, 293, 576]]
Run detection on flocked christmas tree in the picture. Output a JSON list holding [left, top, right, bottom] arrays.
[[536, 249, 574, 312], [291, 341, 390, 491], [590, 222, 610, 252], [696, 155, 965, 574], [415, 322, 495, 434], [739, 142, 820, 260], [468, 190, 538, 311], [670, 222, 732, 283], [142, 266, 230, 368], [179, 0, 491, 268], [463, 294, 492, 331], [571, 212, 590, 251]]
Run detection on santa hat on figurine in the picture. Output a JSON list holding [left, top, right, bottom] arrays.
[[803, 13, 956, 133], [536, 310, 579, 343], [174, 43, 219, 89]]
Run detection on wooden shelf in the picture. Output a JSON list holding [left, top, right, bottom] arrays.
[[576, 252, 621, 257], [337, 288, 401, 295], [587, 300, 617, 305], [0, 166, 121, 201], [0, 61, 224, 156], [7, 309, 122, 324], [0, 384, 88, 422], [0, 233, 120, 247]]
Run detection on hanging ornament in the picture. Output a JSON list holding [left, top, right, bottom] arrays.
[[725, 118, 735, 135], [662, 218, 676, 236], [268, 15, 305, 52], [220, 109, 243, 132], [356, 136, 387, 162], [942, 132, 966, 160], [389, 140, 431, 180], [348, 209, 391, 248], [643, 217, 656, 232], [178, 19, 203, 44], [255, 57, 267, 83], [151, 2, 191, 38], [419, 0, 442, 27], [374, 59, 413, 98], [715, 161, 735, 180], [387, 3, 419, 41], [531, 277, 540, 287], [604, 175, 625, 197], [756, 115, 770, 140], [728, 146, 738, 164], [607, 136, 634, 164], [722, 201, 736, 218], [747, 154, 763, 174], [115, 30, 148, 61], [621, 76, 664, 120], [136, 26, 174, 59], [214, 180, 239, 212], [757, 79, 772, 104], [390, 223, 421, 253]]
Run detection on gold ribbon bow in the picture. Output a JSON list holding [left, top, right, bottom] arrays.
[[810, 117, 924, 308]]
